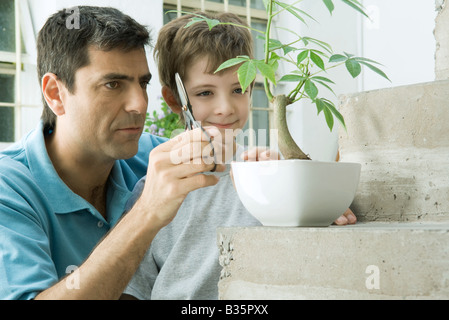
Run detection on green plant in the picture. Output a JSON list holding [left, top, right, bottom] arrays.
[[145, 97, 184, 139], [182, 0, 389, 160]]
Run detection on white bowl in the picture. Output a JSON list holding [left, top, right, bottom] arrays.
[[231, 160, 361, 227]]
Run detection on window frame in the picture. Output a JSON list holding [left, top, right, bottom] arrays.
[[0, 0, 40, 145]]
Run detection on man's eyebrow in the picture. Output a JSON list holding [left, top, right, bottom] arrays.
[[140, 73, 152, 82], [100, 73, 152, 82]]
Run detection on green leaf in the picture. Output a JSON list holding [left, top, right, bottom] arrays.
[[322, 0, 335, 14], [341, 0, 369, 18], [305, 80, 318, 100], [205, 18, 220, 30], [358, 61, 391, 81], [297, 50, 309, 65], [282, 45, 297, 55], [238, 61, 257, 93], [279, 74, 307, 82], [184, 17, 203, 28], [302, 37, 333, 54], [329, 54, 347, 63], [311, 76, 335, 84], [323, 107, 334, 131], [310, 51, 325, 71], [274, 1, 307, 25], [312, 79, 336, 96], [323, 99, 346, 130], [353, 56, 383, 65], [254, 60, 277, 85], [184, 16, 220, 31], [268, 38, 284, 51], [315, 98, 325, 114], [262, 0, 270, 12], [215, 56, 249, 73], [268, 52, 280, 72], [345, 59, 362, 78]]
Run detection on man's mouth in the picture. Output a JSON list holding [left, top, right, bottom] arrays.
[[117, 127, 143, 134]]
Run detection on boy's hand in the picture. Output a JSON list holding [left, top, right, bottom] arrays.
[[333, 208, 357, 225], [241, 147, 280, 161]]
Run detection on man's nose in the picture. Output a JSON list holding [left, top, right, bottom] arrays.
[[125, 84, 148, 114]]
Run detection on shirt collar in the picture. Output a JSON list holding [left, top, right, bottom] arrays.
[[26, 122, 132, 223]]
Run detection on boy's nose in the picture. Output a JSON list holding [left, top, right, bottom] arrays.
[[214, 96, 234, 116]]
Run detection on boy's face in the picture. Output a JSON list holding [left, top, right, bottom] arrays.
[[183, 58, 251, 137]]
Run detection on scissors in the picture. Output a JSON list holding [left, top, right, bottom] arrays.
[[175, 73, 216, 171]]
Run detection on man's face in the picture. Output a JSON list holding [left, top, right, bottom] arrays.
[[58, 47, 151, 162]]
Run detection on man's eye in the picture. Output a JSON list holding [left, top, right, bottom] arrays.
[[105, 81, 119, 89], [141, 81, 150, 89]]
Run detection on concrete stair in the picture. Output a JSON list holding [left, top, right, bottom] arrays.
[[217, 223, 449, 299], [216, 2, 449, 300]]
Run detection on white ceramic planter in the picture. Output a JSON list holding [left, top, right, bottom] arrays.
[[231, 160, 362, 227]]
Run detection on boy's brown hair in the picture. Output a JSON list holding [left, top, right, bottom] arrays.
[[154, 12, 254, 103]]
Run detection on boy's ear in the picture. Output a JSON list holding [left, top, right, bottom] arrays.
[[42, 73, 66, 117], [161, 86, 182, 114]]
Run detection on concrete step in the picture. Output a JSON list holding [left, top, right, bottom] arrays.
[[217, 222, 449, 299], [338, 79, 449, 222], [436, 1, 449, 80]]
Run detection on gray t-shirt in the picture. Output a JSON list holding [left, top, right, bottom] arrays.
[[124, 149, 262, 300]]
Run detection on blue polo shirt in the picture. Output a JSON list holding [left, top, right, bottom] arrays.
[[0, 122, 166, 300]]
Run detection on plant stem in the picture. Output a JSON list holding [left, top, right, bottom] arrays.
[[273, 95, 310, 160], [264, 1, 275, 101]]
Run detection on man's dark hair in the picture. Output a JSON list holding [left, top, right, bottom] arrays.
[[37, 6, 151, 133]]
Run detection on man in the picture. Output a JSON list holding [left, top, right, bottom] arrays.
[[0, 6, 222, 300]]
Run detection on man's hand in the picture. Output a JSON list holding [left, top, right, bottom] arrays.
[[136, 128, 224, 228]]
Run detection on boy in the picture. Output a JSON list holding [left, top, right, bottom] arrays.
[[123, 12, 265, 300]]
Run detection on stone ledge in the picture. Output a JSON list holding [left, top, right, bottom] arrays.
[[217, 222, 449, 299], [339, 80, 449, 222]]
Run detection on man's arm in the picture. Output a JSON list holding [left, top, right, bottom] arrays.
[[35, 128, 223, 300]]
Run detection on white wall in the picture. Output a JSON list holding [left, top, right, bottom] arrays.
[[274, 0, 436, 161], [360, 0, 436, 91]]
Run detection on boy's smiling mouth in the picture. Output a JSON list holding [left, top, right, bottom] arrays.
[[207, 121, 239, 129]]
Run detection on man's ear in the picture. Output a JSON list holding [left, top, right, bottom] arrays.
[[161, 86, 182, 114], [42, 73, 66, 116]]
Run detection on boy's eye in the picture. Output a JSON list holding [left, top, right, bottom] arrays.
[[198, 91, 212, 97], [105, 81, 120, 89], [234, 88, 248, 94]]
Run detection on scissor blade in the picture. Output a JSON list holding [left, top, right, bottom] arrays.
[[175, 73, 189, 108]]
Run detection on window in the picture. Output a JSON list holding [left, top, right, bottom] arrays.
[[163, 0, 273, 147], [0, 0, 41, 146]]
